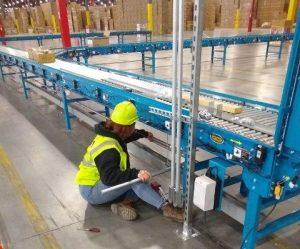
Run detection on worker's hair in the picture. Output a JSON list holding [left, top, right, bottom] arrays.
[[105, 119, 134, 139]]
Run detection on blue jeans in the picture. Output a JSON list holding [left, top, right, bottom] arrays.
[[79, 181, 165, 209]]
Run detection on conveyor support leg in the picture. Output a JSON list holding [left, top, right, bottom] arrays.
[[61, 87, 72, 130], [105, 106, 110, 117], [20, 71, 30, 99], [42, 69, 47, 87], [151, 51, 156, 73], [142, 52, 145, 71], [241, 190, 261, 249], [0, 63, 4, 81]]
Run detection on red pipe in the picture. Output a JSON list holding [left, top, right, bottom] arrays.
[[0, 18, 6, 46], [56, 0, 71, 48], [247, 0, 256, 32]]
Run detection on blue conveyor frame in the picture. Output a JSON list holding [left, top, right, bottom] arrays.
[[0, 27, 299, 249], [0, 30, 152, 46], [57, 32, 294, 69]]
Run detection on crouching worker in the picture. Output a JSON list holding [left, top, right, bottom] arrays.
[[75, 101, 183, 222]]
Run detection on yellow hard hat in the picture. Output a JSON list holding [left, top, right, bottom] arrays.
[[110, 101, 138, 126]]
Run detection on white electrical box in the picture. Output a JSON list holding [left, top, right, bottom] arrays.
[[193, 175, 216, 211]]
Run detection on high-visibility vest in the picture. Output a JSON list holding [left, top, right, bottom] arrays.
[[75, 135, 127, 186]]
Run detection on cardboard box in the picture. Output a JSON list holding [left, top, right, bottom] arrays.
[[182, 92, 243, 114], [27, 47, 56, 63], [87, 37, 109, 47]]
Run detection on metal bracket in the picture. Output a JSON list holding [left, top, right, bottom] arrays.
[[149, 107, 190, 122]]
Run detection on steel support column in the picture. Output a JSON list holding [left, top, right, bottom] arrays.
[[169, 0, 179, 204], [182, 0, 204, 239], [56, 0, 71, 48]]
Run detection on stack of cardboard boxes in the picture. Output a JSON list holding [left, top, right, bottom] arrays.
[[220, 0, 236, 28], [239, 0, 252, 28], [152, 0, 173, 35], [69, 3, 84, 32], [110, 4, 124, 30], [40, 2, 60, 33], [185, 0, 194, 31], [121, 0, 147, 30], [30, 6, 46, 33], [7, 8, 30, 34], [215, 0, 222, 26], [203, 0, 216, 31], [2, 14, 17, 35], [90, 5, 110, 31], [257, 0, 286, 27]]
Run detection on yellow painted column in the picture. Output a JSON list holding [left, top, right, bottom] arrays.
[[51, 15, 58, 33], [147, 1, 153, 32], [287, 0, 298, 22], [86, 10, 91, 29], [234, 9, 241, 29]]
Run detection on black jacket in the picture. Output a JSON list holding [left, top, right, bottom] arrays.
[[94, 123, 149, 186]]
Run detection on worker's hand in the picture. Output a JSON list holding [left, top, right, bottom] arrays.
[[138, 170, 151, 182], [147, 132, 154, 142]]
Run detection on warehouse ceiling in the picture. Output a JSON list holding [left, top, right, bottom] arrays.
[[1, 0, 115, 8]]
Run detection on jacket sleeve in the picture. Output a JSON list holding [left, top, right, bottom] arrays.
[[94, 148, 139, 186], [124, 129, 149, 143]]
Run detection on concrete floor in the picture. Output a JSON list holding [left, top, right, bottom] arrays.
[[0, 30, 299, 249]]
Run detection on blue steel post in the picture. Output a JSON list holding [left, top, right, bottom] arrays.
[[241, 190, 262, 249], [142, 52, 146, 71], [278, 40, 284, 59], [151, 50, 156, 73], [265, 41, 270, 60], [211, 46, 215, 63], [42, 69, 47, 87], [274, 8, 300, 148], [20, 72, 29, 99], [0, 62, 4, 81], [105, 106, 110, 117], [223, 45, 227, 65], [61, 87, 72, 130]]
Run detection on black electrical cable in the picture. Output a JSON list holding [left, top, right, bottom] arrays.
[[240, 203, 278, 249]]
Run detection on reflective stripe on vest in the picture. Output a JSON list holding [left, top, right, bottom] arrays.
[[75, 135, 127, 186]]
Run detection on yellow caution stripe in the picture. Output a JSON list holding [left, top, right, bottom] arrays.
[[0, 146, 61, 249]]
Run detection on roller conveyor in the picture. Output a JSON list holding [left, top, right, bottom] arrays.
[[0, 46, 277, 146]]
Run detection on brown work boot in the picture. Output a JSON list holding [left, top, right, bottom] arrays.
[[162, 203, 184, 223], [111, 199, 138, 221]]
